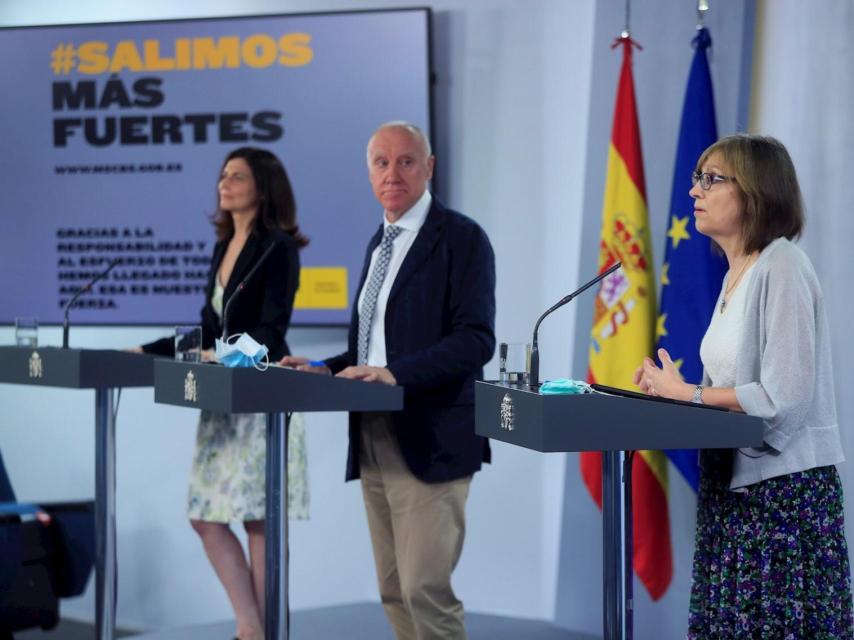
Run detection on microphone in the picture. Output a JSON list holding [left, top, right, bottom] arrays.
[[62, 258, 121, 349], [529, 261, 622, 388], [221, 241, 277, 339]]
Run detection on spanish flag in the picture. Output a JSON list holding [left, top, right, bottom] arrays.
[[579, 35, 673, 601]]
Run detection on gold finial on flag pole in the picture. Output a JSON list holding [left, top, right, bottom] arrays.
[[697, 0, 710, 28]]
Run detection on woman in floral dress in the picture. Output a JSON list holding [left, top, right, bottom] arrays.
[[141, 147, 309, 640]]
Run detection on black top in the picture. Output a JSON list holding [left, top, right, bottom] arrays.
[[143, 229, 300, 361]]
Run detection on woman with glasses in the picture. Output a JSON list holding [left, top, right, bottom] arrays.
[[634, 134, 852, 637]]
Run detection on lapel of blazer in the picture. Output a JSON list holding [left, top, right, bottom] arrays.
[[206, 239, 229, 301], [348, 224, 384, 353], [223, 232, 262, 303], [388, 200, 443, 304], [355, 224, 385, 296]]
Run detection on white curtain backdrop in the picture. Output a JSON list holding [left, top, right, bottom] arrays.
[[751, 0, 854, 562]]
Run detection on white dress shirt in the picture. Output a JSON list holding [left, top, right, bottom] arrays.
[[357, 190, 432, 367]]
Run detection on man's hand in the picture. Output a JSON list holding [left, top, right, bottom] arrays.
[[279, 355, 332, 375], [336, 366, 397, 385]]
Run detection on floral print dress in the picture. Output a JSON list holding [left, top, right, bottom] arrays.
[[688, 464, 852, 638], [690, 266, 852, 638], [187, 410, 309, 522], [186, 278, 309, 522]]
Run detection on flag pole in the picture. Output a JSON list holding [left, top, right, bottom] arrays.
[[622, 0, 631, 38], [619, 8, 635, 639], [606, 10, 635, 640], [610, 6, 636, 639], [697, 0, 709, 28]]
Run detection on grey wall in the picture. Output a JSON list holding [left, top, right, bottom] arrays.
[[750, 0, 854, 612]]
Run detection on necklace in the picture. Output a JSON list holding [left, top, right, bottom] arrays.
[[720, 254, 755, 313]]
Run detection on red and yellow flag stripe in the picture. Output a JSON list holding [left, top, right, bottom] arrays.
[[579, 36, 673, 601]]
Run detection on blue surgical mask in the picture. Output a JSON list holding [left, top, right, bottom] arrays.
[[215, 333, 269, 370], [539, 378, 592, 395]]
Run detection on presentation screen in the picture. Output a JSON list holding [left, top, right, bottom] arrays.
[[0, 9, 432, 326]]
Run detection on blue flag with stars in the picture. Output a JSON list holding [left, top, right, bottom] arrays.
[[658, 27, 727, 491]]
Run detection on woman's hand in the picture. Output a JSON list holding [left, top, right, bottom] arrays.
[[636, 348, 744, 410], [637, 348, 692, 401]]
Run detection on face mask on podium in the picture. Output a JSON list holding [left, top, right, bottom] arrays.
[[215, 333, 269, 370]]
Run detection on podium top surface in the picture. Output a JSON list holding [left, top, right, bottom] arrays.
[[154, 359, 404, 413], [476, 381, 765, 452], [0, 346, 154, 389]]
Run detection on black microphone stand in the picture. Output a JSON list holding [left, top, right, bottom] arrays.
[[62, 258, 121, 349], [220, 241, 277, 340], [529, 261, 622, 388]]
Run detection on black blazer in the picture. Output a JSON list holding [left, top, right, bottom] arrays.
[[143, 229, 300, 361], [326, 197, 496, 483]]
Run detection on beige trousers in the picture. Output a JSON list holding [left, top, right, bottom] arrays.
[[359, 412, 471, 640]]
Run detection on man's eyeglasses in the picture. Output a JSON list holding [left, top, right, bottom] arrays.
[[691, 171, 735, 191]]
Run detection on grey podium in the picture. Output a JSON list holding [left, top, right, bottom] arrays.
[[154, 360, 404, 640], [475, 381, 764, 640], [0, 346, 155, 640]]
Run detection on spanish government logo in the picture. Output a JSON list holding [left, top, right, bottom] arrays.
[[28, 352, 43, 379], [184, 370, 198, 402], [499, 393, 514, 431]]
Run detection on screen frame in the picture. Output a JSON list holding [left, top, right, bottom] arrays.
[[0, 6, 436, 328]]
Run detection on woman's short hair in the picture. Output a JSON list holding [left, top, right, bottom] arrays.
[[213, 147, 308, 247], [697, 134, 804, 254]]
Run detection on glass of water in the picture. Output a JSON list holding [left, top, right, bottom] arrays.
[[174, 326, 202, 362], [499, 342, 531, 387], [15, 317, 38, 348]]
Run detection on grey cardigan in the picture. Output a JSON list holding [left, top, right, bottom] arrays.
[[704, 238, 844, 489]]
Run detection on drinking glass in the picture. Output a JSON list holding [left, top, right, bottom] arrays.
[[499, 342, 531, 386], [15, 317, 38, 348], [174, 326, 202, 362]]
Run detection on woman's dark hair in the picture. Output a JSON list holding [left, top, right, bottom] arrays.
[[697, 134, 803, 254], [212, 147, 309, 247]]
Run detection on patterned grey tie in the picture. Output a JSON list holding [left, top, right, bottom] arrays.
[[357, 225, 402, 366]]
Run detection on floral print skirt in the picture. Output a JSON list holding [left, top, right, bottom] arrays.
[[187, 410, 309, 522], [688, 465, 853, 639]]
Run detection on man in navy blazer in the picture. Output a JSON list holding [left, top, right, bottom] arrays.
[[283, 121, 495, 639]]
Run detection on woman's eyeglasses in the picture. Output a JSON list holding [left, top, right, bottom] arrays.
[[691, 171, 735, 191]]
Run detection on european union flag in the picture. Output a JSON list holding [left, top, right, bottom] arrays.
[[657, 27, 727, 491]]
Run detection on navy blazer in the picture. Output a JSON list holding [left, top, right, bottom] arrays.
[[143, 229, 300, 361], [326, 197, 496, 483]]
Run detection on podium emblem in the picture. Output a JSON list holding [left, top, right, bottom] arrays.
[[499, 393, 514, 431], [184, 370, 198, 402], [28, 352, 43, 379]]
